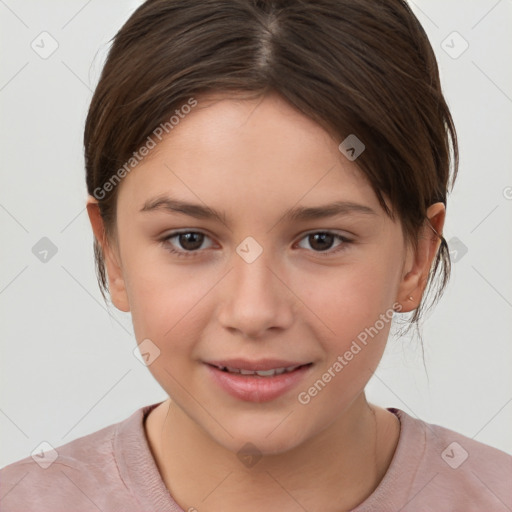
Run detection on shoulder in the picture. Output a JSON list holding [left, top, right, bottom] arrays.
[[393, 409, 512, 511], [0, 406, 151, 512]]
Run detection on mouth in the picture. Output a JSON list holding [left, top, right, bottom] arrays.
[[207, 363, 312, 377], [204, 360, 314, 402]]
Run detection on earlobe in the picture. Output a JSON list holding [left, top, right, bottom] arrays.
[[86, 196, 131, 312], [395, 202, 445, 312]]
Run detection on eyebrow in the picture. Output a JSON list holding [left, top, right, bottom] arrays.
[[139, 196, 377, 223]]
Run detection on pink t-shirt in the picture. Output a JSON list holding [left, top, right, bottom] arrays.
[[1, 401, 511, 511]]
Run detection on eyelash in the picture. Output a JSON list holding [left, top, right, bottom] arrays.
[[159, 230, 353, 259]]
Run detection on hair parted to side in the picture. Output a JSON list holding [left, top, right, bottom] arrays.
[[84, 0, 458, 335]]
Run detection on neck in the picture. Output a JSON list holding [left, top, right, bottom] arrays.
[[145, 394, 400, 512]]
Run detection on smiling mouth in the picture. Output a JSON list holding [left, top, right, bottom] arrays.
[[207, 363, 312, 377]]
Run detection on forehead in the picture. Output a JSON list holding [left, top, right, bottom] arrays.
[[115, 92, 381, 221]]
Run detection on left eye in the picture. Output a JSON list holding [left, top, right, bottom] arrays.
[[160, 230, 351, 258], [295, 232, 351, 254]]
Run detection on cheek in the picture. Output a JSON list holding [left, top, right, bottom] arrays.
[[302, 256, 398, 339], [296, 255, 397, 396], [124, 253, 216, 357], [298, 292, 393, 416], [127, 267, 211, 391]]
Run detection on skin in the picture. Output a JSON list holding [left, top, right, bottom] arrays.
[[87, 91, 444, 512]]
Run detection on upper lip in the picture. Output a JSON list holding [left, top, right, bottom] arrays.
[[205, 358, 312, 371]]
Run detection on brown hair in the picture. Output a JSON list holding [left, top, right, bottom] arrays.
[[84, 0, 458, 334]]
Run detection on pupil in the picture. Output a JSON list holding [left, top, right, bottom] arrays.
[[180, 233, 203, 250], [310, 233, 333, 251]]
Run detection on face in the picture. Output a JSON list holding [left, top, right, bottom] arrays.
[[89, 92, 442, 455]]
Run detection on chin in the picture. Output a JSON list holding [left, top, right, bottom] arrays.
[[206, 412, 313, 458]]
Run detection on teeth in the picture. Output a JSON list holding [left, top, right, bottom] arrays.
[[218, 365, 302, 376], [255, 369, 277, 376]]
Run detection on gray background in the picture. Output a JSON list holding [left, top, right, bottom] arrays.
[[1, 0, 511, 468]]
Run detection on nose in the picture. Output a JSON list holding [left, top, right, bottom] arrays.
[[217, 246, 295, 340]]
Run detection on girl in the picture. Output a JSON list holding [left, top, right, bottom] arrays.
[[1, 1, 511, 511]]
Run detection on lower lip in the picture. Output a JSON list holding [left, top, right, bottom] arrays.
[[204, 363, 312, 402]]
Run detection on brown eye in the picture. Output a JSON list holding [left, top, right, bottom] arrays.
[[308, 233, 335, 251], [176, 232, 204, 251], [296, 231, 351, 255], [161, 231, 213, 258]]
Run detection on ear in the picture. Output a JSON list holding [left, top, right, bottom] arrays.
[[86, 196, 130, 312], [395, 202, 445, 313]]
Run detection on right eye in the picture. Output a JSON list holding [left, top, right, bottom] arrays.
[[160, 231, 215, 258]]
